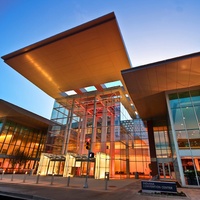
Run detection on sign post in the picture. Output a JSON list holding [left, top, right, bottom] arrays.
[[83, 140, 91, 188], [83, 150, 90, 188]]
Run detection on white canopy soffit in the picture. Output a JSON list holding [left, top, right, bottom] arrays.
[[2, 12, 132, 100], [122, 52, 200, 120]]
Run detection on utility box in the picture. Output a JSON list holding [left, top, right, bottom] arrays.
[[135, 172, 139, 179]]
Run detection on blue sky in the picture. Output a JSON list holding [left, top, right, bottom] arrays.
[[1, 0, 200, 119]]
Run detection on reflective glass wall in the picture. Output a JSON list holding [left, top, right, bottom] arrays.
[[44, 89, 151, 179], [0, 120, 47, 173], [168, 89, 200, 186], [129, 119, 150, 178], [152, 121, 174, 179]]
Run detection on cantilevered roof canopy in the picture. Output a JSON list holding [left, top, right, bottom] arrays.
[[2, 12, 132, 99], [122, 52, 200, 120], [0, 99, 51, 129]]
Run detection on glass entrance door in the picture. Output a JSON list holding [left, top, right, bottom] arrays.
[[158, 159, 174, 179], [159, 162, 170, 179], [74, 160, 95, 177]]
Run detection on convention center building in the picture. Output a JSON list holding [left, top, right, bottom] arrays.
[[2, 12, 200, 187], [0, 99, 51, 173]]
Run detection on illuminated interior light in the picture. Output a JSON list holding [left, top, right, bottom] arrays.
[[125, 94, 129, 97], [135, 111, 138, 115], [26, 55, 58, 88]]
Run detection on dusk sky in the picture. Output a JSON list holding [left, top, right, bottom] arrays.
[[1, 0, 200, 119]]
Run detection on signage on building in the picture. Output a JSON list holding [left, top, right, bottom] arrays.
[[141, 181, 177, 193]]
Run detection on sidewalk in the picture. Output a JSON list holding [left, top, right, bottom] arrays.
[[0, 174, 134, 192], [0, 174, 199, 200]]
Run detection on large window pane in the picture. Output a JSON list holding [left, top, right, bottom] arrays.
[[169, 94, 179, 109], [182, 107, 199, 129], [178, 91, 192, 107], [171, 108, 184, 130]]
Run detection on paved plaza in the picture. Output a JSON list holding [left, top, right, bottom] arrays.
[[0, 174, 199, 200]]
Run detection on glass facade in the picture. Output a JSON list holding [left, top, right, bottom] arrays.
[[0, 119, 47, 173], [40, 88, 151, 179], [128, 119, 150, 178], [152, 121, 174, 180], [168, 89, 200, 186]]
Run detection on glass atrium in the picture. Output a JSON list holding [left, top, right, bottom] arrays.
[[38, 87, 151, 179]]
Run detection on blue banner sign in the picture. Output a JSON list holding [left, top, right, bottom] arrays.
[[141, 181, 177, 193]]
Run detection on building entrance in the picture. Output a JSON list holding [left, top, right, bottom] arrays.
[[47, 160, 64, 175], [157, 159, 174, 179], [72, 160, 95, 177]]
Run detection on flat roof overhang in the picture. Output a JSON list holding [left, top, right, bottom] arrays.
[[122, 52, 200, 120], [2, 12, 135, 118], [1, 12, 132, 98], [0, 99, 51, 129]]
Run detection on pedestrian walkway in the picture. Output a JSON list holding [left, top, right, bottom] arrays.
[[0, 174, 199, 200], [0, 174, 134, 192]]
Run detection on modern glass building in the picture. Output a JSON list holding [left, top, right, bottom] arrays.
[[2, 12, 151, 179], [0, 99, 51, 173], [36, 86, 150, 179], [2, 12, 200, 187], [167, 89, 200, 186], [122, 53, 200, 187]]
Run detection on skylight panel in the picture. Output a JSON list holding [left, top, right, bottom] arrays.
[[84, 86, 97, 92], [65, 90, 77, 96], [104, 80, 123, 88]]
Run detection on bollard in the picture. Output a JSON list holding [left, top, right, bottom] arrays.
[[51, 173, 54, 185], [23, 172, 27, 183], [0, 171, 4, 180], [67, 176, 70, 187], [105, 177, 108, 190], [11, 171, 15, 181], [36, 172, 40, 184]]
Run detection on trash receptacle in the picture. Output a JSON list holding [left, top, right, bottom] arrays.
[[135, 172, 139, 179], [29, 169, 33, 176], [105, 172, 109, 180]]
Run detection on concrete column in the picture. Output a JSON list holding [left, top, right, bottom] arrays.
[[110, 114, 115, 177], [91, 116, 97, 152], [91, 97, 97, 152], [147, 120, 158, 177], [76, 117, 82, 152], [101, 106, 107, 153], [63, 99, 75, 155], [126, 135, 130, 178], [62, 110, 71, 155], [79, 109, 88, 155]]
